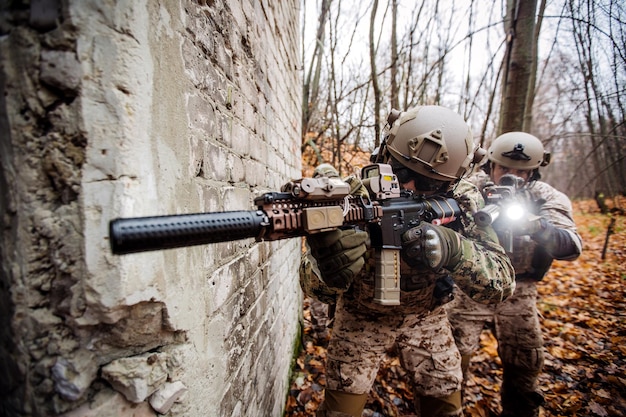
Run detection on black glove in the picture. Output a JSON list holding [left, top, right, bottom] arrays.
[[306, 228, 368, 290], [529, 218, 581, 259], [401, 223, 462, 271], [512, 213, 544, 236]]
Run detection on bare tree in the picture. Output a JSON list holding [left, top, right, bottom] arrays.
[[300, 0, 625, 197], [523, 0, 547, 131], [562, 0, 626, 197], [498, 0, 539, 133], [369, 0, 382, 147], [302, 0, 331, 141], [390, 0, 399, 110], [527, 0, 626, 198], [301, 0, 333, 169]]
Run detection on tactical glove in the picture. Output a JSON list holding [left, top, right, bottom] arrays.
[[343, 175, 369, 198], [313, 163, 341, 179], [401, 223, 462, 271], [530, 218, 581, 259], [306, 163, 369, 290], [530, 218, 552, 241], [512, 213, 543, 236], [306, 228, 368, 291]]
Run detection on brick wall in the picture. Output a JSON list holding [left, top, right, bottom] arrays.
[[0, 1, 302, 416]]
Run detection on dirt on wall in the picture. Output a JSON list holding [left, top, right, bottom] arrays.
[[0, 5, 185, 416]]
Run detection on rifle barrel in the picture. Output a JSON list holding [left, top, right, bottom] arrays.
[[109, 210, 268, 254], [474, 204, 500, 227]]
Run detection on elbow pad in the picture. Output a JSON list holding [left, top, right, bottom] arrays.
[[532, 219, 581, 260]]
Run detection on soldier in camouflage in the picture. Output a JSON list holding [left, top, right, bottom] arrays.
[[446, 132, 583, 417], [300, 106, 515, 417]]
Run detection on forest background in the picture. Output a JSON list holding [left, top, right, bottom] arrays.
[[287, 0, 625, 415], [298, 0, 624, 198]]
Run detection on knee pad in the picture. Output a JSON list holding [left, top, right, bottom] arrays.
[[318, 389, 368, 417], [416, 392, 462, 417]]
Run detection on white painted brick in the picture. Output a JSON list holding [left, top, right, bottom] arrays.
[[2, 1, 302, 416]]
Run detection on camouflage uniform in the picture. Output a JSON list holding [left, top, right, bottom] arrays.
[[302, 178, 515, 417], [447, 171, 582, 417]]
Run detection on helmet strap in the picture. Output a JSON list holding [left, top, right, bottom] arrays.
[[529, 168, 541, 182], [370, 135, 389, 163]]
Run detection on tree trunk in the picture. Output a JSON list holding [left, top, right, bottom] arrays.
[[498, 0, 539, 134], [523, 0, 546, 131], [370, 0, 381, 147], [303, 0, 331, 139], [390, 0, 399, 111]]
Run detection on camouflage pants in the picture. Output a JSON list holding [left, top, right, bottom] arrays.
[[325, 302, 463, 398], [446, 280, 544, 392]]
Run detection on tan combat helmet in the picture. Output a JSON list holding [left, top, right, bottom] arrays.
[[383, 105, 483, 182], [488, 132, 551, 170]]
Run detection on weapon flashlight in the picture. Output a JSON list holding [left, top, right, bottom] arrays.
[[502, 203, 525, 221]]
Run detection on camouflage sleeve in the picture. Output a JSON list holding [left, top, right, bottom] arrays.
[[299, 250, 341, 305], [447, 179, 516, 304], [299, 164, 368, 304]]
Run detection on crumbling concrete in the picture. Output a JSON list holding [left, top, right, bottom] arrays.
[[0, 1, 302, 416]]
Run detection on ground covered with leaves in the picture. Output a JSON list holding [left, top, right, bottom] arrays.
[[284, 199, 626, 417]]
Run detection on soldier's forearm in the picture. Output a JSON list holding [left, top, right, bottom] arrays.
[[532, 220, 582, 260]]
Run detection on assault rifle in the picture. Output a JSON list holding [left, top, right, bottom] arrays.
[[474, 174, 531, 252], [109, 163, 460, 306]]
